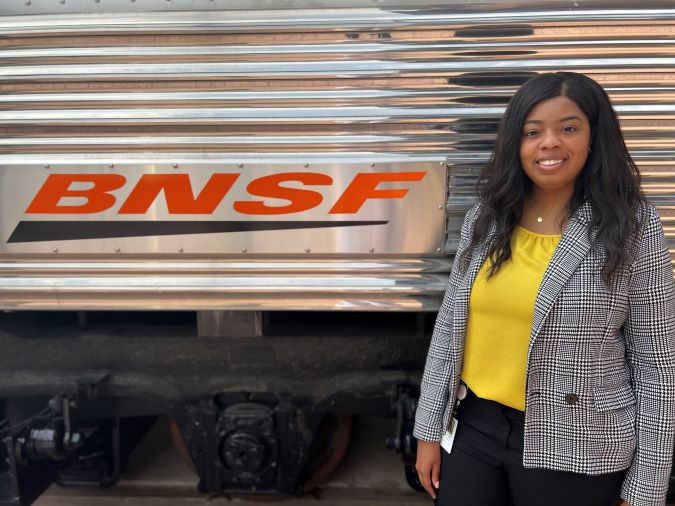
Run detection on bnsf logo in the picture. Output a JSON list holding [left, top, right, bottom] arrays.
[[26, 171, 427, 215]]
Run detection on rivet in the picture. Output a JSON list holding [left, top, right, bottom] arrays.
[[178, 248, 183, 253], [108, 163, 114, 169], [241, 248, 248, 253], [438, 205, 444, 210], [437, 248, 442, 253], [440, 161, 446, 167], [369, 248, 374, 253], [115, 248, 121, 253], [237, 162, 244, 168], [172, 163, 178, 169], [305, 248, 311, 253], [303, 163, 309, 168], [25, 1, 31, 5], [44, 164, 50, 169], [52, 248, 58, 253], [369, 162, 375, 167]]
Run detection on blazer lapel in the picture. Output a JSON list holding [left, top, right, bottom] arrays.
[[529, 200, 594, 343], [450, 200, 594, 358]]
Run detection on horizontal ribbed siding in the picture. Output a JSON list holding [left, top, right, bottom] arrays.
[[0, 3, 673, 309]]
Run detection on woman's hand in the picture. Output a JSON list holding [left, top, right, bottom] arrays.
[[415, 440, 441, 499]]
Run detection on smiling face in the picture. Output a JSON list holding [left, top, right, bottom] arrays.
[[519, 95, 591, 198]]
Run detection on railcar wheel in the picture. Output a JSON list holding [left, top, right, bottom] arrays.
[[302, 414, 352, 494]]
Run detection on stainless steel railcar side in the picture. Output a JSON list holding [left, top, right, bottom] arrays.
[[0, 1, 673, 504]]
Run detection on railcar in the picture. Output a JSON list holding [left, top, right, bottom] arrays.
[[0, 1, 673, 503]]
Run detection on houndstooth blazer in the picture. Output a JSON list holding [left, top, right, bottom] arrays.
[[413, 200, 675, 506]]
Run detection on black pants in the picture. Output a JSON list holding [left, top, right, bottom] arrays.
[[435, 389, 625, 506]]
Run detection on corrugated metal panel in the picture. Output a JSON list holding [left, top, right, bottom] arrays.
[[0, 3, 673, 309]]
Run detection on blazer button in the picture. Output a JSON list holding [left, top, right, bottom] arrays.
[[565, 393, 579, 405]]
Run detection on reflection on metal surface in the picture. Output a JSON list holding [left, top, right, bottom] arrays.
[[0, 258, 451, 273], [0, 0, 673, 15], [0, 258, 450, 310], [0, 3, 673, 309], [0, 273, 448, 311], [1, 8, 675, 34]]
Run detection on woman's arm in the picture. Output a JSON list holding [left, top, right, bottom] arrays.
[[415, 440, 441, 499], [413, 202, 480, 499], [620, 204, 675, 506], [413, 202, 479, 443]]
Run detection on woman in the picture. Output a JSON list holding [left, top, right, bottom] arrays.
[[414, 72, 675, 506]]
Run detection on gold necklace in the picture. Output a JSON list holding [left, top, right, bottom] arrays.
[[527, 200, 567, 232], [533, 207, 563, 224], [530, 204, 546, 223], [532, 206, 544, 223]]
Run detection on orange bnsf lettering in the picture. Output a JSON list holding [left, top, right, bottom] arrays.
[[118, 173, 239, 214], [328, 172, 426, 214], [234, 172, 332, 215], [26, 174, 126, 214]]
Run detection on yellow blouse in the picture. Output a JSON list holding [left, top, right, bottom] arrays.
[[461, 225, 561, 411]]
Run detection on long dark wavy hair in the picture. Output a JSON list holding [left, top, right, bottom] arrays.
[[467, 72, 646, 283]]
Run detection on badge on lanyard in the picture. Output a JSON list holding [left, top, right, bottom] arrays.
[[442, 383, 467, 454], [441, 417, 458, 454]]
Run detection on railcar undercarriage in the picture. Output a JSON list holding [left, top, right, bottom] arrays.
[[0, 310, 429, 505]]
